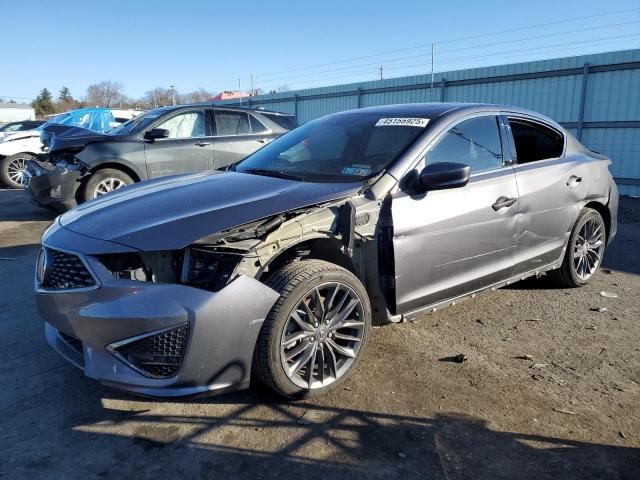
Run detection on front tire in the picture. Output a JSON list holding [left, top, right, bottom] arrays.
[[551, 208, 606, 287], [1, 153, 35, 188], [81, 168, 133, 202], [253, 260, 371, 399]]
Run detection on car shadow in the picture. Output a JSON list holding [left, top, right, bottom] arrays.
[[6, 380, 638, 480], [0, 188, 58, 222]]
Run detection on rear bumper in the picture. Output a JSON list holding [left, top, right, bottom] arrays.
[[37, 226, 279, 398], [24, 160, 80, 211]]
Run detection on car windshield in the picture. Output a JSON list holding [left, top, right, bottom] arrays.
[[235, 112, 429, 183], [109, 107, 172, 135]]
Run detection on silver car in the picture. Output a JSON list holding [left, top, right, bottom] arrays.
[[35, 103, 618, 399]]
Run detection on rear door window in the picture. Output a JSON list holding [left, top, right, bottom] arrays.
[[508, 118, 564, 163], [214, 111, 251, 136], [426, 115, 503, 173]]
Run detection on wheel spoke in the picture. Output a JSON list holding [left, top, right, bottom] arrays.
[[312, 287, 325, 321], [290, 310, 314, 332], [316, 346, 325, 384], [304, 345, 318, 387], [326, 338, 356, 359], [329, 297, 359, 329], [333, 332, 362, 342], [283, 330, 314, 347], [285, 340, 309, 362], [288, 343, 316, 376]]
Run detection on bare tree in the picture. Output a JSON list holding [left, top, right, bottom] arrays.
[[181, 88, 213, 103], [85, 81, 124, 107], [143, 87, 173, 108]]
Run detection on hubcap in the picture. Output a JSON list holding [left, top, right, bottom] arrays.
[[280, 282, 365, 389], [7, 157, 28, 186], [573, 218, 604, 280], [93, 178, 126, 197]]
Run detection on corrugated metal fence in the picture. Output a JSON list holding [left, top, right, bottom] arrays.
[[214, 49, 640, 196]]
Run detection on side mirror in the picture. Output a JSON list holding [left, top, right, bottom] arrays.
[[144, 128, 170, 141], [419, 162, 470, 191]]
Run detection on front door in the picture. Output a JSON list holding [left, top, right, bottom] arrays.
[[144, 109, 214, 178], [391, 114, 519, 314]]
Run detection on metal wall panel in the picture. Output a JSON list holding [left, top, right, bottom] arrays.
[[213, 49, 640, 193]]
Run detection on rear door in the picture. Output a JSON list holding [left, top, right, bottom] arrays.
[[211, 110, 273, 169], [391, 114, 519, 313], [143, 108, 214, 178], [504, 115, 582, 273]]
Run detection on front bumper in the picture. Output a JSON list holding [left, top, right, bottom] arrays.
[[24, 160, 81, 212], [37, 226, 279, 397]]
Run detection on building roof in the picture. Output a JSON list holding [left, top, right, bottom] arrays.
[[0, 102, 33, 109]]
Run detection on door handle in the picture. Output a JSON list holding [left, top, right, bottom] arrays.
[[492, 196, 517, 211], [256, 138, 268, 144], [567, 175, 582, 188], [195, 141, 211, 147]]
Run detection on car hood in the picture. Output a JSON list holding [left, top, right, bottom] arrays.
[[47, 126, 113, 153], [59, 171, 361, 251], [0, 129, 40, 142]]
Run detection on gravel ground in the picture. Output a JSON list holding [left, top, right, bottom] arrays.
[[0, 188, 638, 479]]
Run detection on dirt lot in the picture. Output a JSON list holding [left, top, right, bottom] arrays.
[[0, 188, 638, 479]]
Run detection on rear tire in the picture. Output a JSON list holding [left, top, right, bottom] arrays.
[[1, 153, 35, 189], [253, 260, 371, 399], [550, 208, 606, 287], [81, 168, 133, 202]]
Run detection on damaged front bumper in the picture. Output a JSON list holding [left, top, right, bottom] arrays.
[[37, 225, 279, 397], [24, 160, 82, 212]]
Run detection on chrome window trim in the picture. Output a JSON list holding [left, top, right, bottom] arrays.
[[35, 243, 101, 294]]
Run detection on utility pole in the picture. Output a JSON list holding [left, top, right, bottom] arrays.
[[238, 78, 242, 104], [379, 66, 384, 80], [430, 43, 435, 101], [170, 85, 176, 105], [250, 74, 255, 96]]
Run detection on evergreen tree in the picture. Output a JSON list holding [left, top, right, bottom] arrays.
[[58, 86, 73, 103], [32, 88, 55, 117]]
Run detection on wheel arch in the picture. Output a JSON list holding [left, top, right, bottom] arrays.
[[260, 237, 358, 282], [87, 161, 143, 183], [583, 201, 611, 243]]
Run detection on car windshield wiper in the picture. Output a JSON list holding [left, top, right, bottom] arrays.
[[240, 168, 305, 182]]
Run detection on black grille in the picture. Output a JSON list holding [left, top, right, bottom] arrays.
[[59, 331, 83, 354], [113, 324, 189, 378], [43, 248, 96, 290]]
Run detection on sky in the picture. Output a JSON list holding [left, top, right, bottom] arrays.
[[1, 0, 639, 102]]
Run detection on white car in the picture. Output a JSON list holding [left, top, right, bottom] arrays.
[[0, 108, 142, 188]]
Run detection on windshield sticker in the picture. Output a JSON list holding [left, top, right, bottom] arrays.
[[342, 166, 372, 176], [375, 117, 429, 127]]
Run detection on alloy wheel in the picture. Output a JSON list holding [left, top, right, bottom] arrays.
[[573, 217, 604, 281], [280, 282, 365, 389], [93, 178, 126, 197], [7, 156, 28, 186]]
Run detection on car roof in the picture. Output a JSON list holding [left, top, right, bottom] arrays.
[[341, 102, 561, 128]]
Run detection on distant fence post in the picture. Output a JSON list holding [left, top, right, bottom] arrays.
[[577, 63, 590, 141], [440, 78, 446, 102], [357, 87, 363, 108], [294, 94, 299, 120]]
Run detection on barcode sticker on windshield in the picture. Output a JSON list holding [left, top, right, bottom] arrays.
[[375, 117, 429, 127]]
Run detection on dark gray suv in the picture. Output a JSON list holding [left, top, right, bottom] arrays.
[[24, 105, 296, 210]]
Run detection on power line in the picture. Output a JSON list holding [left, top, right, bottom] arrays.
[[215, 6, 640, 87], [248, 19, 640, 88], [255, 33, 640, 91]]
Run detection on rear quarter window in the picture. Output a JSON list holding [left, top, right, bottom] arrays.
[[509, 118, 564, 164], [263, 113, 298, 131]]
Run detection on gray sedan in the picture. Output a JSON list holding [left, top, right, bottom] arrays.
[[35, 103, 618, 399]]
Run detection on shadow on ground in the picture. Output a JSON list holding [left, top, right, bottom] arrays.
[[8, 384, 636, 480]]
